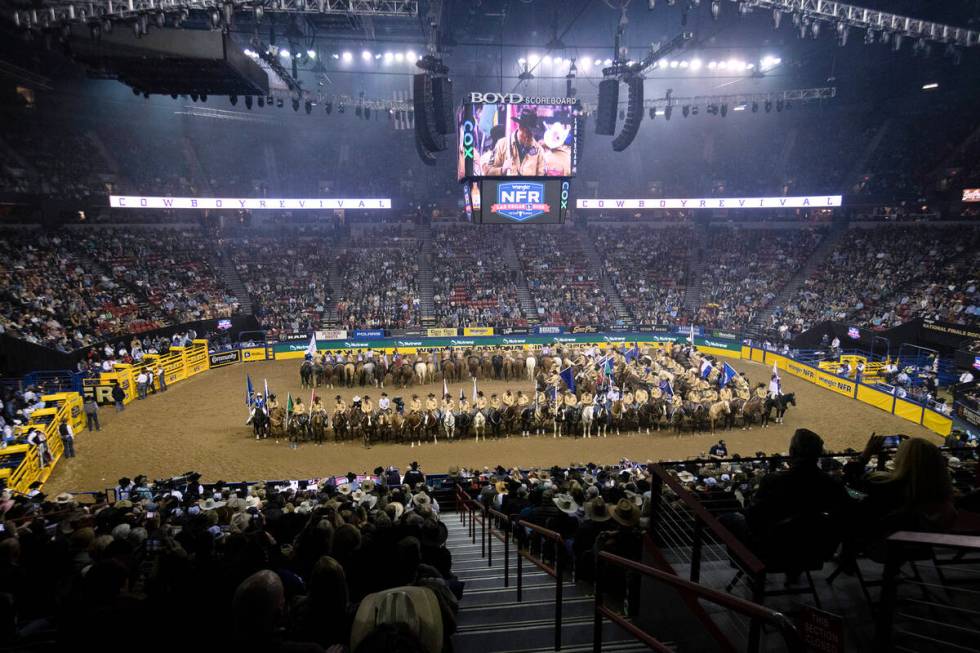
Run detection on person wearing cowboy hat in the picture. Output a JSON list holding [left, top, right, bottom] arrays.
[[574, 497, 618, 582], [333, 395, 347, 417], [484, 108, 546, 176]]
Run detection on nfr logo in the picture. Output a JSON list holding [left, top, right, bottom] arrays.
[[461, 120, 475, 159], [490, 182, 550, 221]]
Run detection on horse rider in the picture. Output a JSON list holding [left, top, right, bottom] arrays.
[[458, 395, 471, 415], [474, 391, 487, 416], [634, 385, 649, 407], [361, 394, 375, 419], [719, 384, 734, 403], [605, 385, 621, 409], [622, 388, 634, 412], [755, 383, 768, 400], [441, 394, 454, 419], [535, 389, 548, 408], [334, 395, 347, 418], [502, 390, 516, 412], [517, 391, 530, 410], [563, 390, 578, 409], [410, 394, 422, 415], [311, 395, 327, 417], [768, 371, 782, 399], [378, 392, 391, 417], [579, 389, 593, 408], [490, 393, 502, 413], [292, 397, 306, 422], [425, 393, 439, 420]]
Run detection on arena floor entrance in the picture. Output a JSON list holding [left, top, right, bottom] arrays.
[[44, 357, 939, 494]]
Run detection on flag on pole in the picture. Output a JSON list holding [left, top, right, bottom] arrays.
[[688, 325, 696, 345], [625, 342, 640, 363], [548, 385, 558, 402], [305, 334, 317, 359], [245, 375, 255, 407], [472, 377, 478, 402], [659, 379, 674, 397], [700, 359, 713, 379], [772, 360, 779, 378], [286, 393, 294, 416], [459, 387, 465, 402], [559, 366, 576, 394], [720, 362, 738, 387], [264, 378, 269, 402], [443, 378, 449, 399]]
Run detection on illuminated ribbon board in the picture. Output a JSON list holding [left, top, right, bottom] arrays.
[[109, 196, 392, 210], [576, 196, 843, 210]]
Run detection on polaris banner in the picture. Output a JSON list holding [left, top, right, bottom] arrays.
[[353, 330, 385, 339]]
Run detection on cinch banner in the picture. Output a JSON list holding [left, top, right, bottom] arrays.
[[575, 195, 843, 210], [315, 329, 348, 340], [209, 350, 241, 367], [427, 328, 458, 337], [535, 326, 564, 334], [353, 330, 385, 339], [109, 196, 392, 210], [463, 327, 494, 336]]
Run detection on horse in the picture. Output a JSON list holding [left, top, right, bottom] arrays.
[[247, 406, 270, 440], [741, 397, 765, 429], [525, 354, 537, 381], [288, 413, 310, 447], [472, 411, 487, 441], [344, 362, 356, 388], [362, 361, 376, 387], [501, 405, 520, 437], [414, 361, 428, 385], [764, 393, 796, 427], [402, 411, 424, 446], [269, 406, 286, 441], [310, 410, 328, 444], [519, 406, 536, 437], [453, 411, 471, 440], [580, 404, 595, 438], [350, 410, 373, 448], [332, 410, 349, 443], [485, 408, 503, 439], [707, 400, 731, 433], [300, 360, 314, 388], [594, 402, 612, 438], [441, 411, 455, 442]]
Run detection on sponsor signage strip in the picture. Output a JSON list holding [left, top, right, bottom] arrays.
[[209, 350, 241, 367], [576, 195, 843, 210], [109, 196, 392, 210]]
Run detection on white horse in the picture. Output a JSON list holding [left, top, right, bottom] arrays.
[[473, 411, 486, 442], [581, 405, 594, 439], [442, 411, 455, 442], [525, 355, 536, 381], [414, 361, 428, 385]]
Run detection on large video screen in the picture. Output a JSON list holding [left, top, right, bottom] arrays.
[[457, 103, 577, 180], [479, 179, 568, 224]]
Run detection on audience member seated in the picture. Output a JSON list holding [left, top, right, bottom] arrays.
[[335, 239, 421, 329]]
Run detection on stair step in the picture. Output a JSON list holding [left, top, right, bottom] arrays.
[[452, 616, 642, 652]]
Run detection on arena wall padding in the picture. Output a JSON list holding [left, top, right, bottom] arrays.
[[856, 384, 896, 414], [894, 398, 924, 425], [921, 408, 953, 436]]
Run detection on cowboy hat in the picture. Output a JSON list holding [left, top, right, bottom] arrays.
[[610, 498, 641, 527], [198, 497, 226, 511], [55, 492, 75, 504], [624, 490, 643, 507], [361, 478, 377, 493], [552, 493, 579, 516], [245, 495, 261, 509], [676, 471, 696, 484], [495, 481, 508, 495], [584, 497, 611, 522], [337, 483, 352, 496], [385, 501, 405, 520], [412, 492, 431, 509], [350, 587, 443, 653]]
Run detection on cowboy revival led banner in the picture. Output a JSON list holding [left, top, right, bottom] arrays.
[[109, 196, 392, 210], [576, 195, 843, 210]]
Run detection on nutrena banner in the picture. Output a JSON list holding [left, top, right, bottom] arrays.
[[575, 195, 842, 210], [109, 196, 392, 210]]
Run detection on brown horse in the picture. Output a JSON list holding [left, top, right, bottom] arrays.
[[707, 400, 731, 433], [742, 397, 764, 428]]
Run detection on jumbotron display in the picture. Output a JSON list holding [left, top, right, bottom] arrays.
[[457, 102, 578, 181], [480, 179, 568, 224]]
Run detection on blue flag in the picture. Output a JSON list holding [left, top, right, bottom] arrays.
[[720, 362, 738, 387], [548, 385, 558, 402], [245, 375, 255, 407], [700, 359, 713, 379], [659, 379, 673, 397], [559, 367, 576, 394], [625, 342, 640, 363]]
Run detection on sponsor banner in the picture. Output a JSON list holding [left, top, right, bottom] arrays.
[[463, 327, 495, 336], [82, 384, 119, 406], [922, 320, 980, 341], [353, 330, 385, 339], [608, 325, 630, 332], [397, 329, 427, 337], [109, 195, 392, 210], [315, 329, 348, 340], [711, 330, 738, 340], [576, 195, 843, 210], [500, 327, 530, 335], [209, 350, 240, 367], [535, 326, 564, 334], [241, 347, 267, 362], [957, 403, 980, 427], [782, 357, 857, 398], [427, 328, 458, 337], [570, 325, 599, 334]]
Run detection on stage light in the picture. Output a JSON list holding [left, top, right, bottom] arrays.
[[406, 50, 417, 63], [655, 108, 666, 116], [690, 58, 702, 70], [332, 53, 340, 59], [746, 63, 755, 70], [594, 58, 603, 66], [707, 60, 717, 69], [395, 52, 404, 62], [669, 60, 679, 68], [279, 49, 290, 58], [307, 49, 316, 59], [579, 57, 590, 70], [733, 104, 745, 111], [542, 55, 552, 65], [528, 53, 540, 66], [922, 82, 939, 90], [342, 51, 353, 62], [604, 58, 612, 66], [361, 50, 372, 61], [717, 61, 727, 69], [384, 52, 394, 63], [679, 60, 689, 69], [375, 53, 382, 60]]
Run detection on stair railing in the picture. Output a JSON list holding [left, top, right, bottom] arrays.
[[514, 519, 567, 651]]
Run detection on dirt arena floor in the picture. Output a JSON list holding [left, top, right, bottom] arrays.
[[44, 357, 941, 494]]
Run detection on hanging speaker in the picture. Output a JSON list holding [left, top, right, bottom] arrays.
[[430, 76, 454, 135], [595, 78, 620, 135], [413, 73, 445, 153], [611, 76, 644, 152]]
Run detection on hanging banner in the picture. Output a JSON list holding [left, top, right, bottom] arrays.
[[576, 195, 842, 210], [463, 327, 494, 336], [109, 196, 392, 210]]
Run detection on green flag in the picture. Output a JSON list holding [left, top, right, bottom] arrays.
[[286, 393, 294, 415]]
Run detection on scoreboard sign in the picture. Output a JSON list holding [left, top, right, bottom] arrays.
[[480, 179, 566, 224]]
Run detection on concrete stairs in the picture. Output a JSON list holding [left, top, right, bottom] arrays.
[[499, 234, 538, 324], [215, 249, 252, 315], [446, 516, 649, 653], [577, 227, 631, 324], [416, 223, 436, 325], [750, 226, 849, 331]]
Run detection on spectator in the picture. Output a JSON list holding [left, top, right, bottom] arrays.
[[83, 396, 100, 432]]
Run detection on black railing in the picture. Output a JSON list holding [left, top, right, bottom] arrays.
[[515, 519, 566, 652], [593, 551, 804, 653]]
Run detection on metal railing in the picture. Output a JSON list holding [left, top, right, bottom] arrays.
[[875, 531, 980, 653], [593, 551, 804, 653], [515, 519, 566, 652]]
